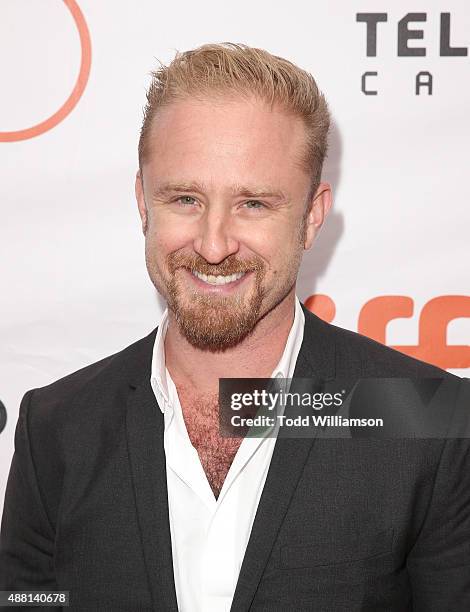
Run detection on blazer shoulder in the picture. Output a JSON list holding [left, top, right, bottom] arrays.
[[27, 327, 158, 415], [302, 308, 458, 380]]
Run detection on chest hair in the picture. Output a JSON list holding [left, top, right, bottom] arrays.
[[177, 388, 243, 499]]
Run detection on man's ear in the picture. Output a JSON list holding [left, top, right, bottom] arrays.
[[303, 181, 332, 250], [135, 170, 148, 235]]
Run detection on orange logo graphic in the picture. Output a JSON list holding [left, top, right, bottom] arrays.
[[0, 0, 91, 142], [305, 294, 470, 370]]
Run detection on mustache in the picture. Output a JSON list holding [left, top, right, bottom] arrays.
[[167, 252, 265, 276]]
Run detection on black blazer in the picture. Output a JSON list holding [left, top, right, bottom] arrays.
[[1, 306, 469, 611]]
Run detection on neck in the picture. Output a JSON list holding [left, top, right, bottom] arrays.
[[164, 290, 297, 394]]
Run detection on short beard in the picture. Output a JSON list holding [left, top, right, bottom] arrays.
[[165, 252, 266, 351]]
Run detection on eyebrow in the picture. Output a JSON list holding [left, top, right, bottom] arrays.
[[152, 181, 287, 200]]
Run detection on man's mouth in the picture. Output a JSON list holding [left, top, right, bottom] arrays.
[[190, 270, 246, 285]]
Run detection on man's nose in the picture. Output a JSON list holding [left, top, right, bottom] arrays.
[[193, 207, 239, 264]]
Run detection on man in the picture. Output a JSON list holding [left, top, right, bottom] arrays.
[[1, 43, 469, 611]]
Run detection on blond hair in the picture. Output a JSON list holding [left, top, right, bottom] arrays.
[[138, 43, 330, 196]]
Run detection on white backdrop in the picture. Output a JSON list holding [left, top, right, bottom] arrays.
[[1, 0, 469, 514]]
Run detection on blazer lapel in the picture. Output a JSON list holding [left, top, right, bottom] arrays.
[[230, 307, 336, 612], [125, 330, 179, 612]]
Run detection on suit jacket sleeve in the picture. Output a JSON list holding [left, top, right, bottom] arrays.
[[0, 389, 59, 604], [407, 380, 470, 610]]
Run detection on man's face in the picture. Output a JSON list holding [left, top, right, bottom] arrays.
[[136, 94, 330, 350]]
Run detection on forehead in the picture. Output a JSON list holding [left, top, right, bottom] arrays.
[[142, 95, 309, 191]]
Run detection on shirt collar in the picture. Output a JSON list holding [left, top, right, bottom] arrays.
[[271, 296, 305, 380], [151, 296, 305, 413], [150, 308, 170, 407]]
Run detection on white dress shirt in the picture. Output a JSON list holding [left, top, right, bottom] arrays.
[[150, 297, 305, 612]]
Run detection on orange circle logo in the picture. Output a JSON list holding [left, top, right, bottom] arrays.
[[0, 0, 91, 142]]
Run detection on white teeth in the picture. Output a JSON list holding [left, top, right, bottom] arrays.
[[192, 270, 245, 285]]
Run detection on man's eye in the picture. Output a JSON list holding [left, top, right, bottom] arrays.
[[244, 200, 265, 210], [176, 196, 197, 206]]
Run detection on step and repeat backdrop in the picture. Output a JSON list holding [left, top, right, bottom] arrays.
[[1, 0, 469, 512]]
